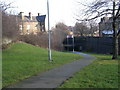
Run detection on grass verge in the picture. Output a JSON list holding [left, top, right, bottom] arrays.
[[60, 53, 119, 88], [2, 42, 82, 88]]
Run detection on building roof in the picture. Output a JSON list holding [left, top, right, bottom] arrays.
[[102, 30, 113, 34], [18, 14, 46, 22], [36, 15, 46, 22]]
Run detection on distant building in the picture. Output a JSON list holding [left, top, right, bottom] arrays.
[[18, 12, 46, 35], [99, 16, 120, 37]]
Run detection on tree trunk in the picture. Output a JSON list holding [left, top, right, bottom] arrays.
[[112, 35, 119, 59], [112, 0, 118, 59], [112, 17, 119, 59]]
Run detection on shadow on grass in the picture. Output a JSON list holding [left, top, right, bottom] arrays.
[[97, 56, 113, 61], [63, 51, 120, 61], [80, 51, 120, 61]]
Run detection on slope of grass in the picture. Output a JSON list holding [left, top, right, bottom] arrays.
[[60, 53, 119, 88], [2, 42, 82, 87]]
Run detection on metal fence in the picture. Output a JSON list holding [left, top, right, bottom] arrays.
[[63, 37, 120, 55]]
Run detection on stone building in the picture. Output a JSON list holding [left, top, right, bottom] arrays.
[[99, 16, 120, 37], [18, 12, 46, 35]]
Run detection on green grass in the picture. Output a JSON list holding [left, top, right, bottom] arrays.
[[2, 42, 82, 88], [60, 53, 119, 88]]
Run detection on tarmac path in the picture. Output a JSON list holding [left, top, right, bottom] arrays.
[[8, 52, 96, 88]]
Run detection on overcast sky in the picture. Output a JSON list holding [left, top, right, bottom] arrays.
[[2, 0, 92, 28]]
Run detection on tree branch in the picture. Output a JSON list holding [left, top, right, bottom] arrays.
[[0, 2, 14, 12], [115, 4, 120, 19], [76, 12, 112, 21], [117, 29, 120, 36]]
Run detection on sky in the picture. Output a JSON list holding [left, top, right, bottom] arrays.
[[1, 0, 92, 28]]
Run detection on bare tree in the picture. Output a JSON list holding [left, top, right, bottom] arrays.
[[0, 1, 19, 49], [2, 14, 18, 39], [88, 20, 98, 36], [51, 22, 69, 51], [74, 22, 90, 36], [77, 0, 120, 59], [0, 1, 16, 12], [1, 1, 18, 39]]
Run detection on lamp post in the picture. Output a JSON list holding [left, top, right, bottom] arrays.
[[72, 28, 74, 52], [70, 30, 74, 52], [67, 35, 69, 51], [47, 0, 52, 61]]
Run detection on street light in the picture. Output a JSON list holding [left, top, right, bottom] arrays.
[[67, 35, 69, 51], [72, 28, 74, 52], [47, 0, 52, 61], [69, 29, 74, 52]]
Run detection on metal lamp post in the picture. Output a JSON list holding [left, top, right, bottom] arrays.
[[73, 36, 74, 52], [47, 0, 52, 61], [67, 35, 69, 51], [72, 28, 74, 52], [70, 30, 74, 52]]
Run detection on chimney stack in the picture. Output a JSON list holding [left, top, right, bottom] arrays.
[[29, 12, 32, 20], [20, 12, 24, 20], [38, 13, 40, 16]]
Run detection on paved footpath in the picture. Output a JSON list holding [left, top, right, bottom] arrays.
[[8, 52, 96, 88]]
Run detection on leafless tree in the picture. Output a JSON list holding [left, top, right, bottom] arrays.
[[2, 14, 19, 39], [74, 22, 90, 36], [1, 1, 18, 39], [51, 22, 69, 51], [0, 1, 15, 13], [77, 0, 120, 59], [1, 1, 19, 49], [88, 20, 98, 36]]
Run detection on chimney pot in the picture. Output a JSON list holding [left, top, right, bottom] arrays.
[[38, 13, 40, 16], [29, 12, 32, 20], [19, 12, 24, 20]]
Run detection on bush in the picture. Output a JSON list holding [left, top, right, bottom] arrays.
[[19, 32, 48, 49], [19, 22, 69, 51]]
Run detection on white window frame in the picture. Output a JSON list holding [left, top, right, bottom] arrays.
[[19, 25, 22, 30], [27, 25, 30, 30]]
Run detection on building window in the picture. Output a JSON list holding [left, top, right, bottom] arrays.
[[27, 25, 30, 30], [35, 25, 37, 30], [19, 25, 22, 30], [42, 25, 44, 32]]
